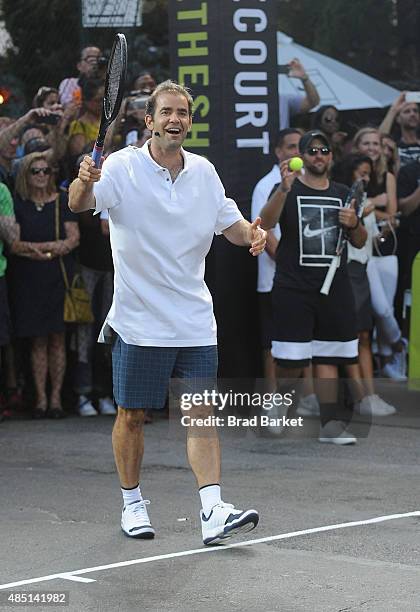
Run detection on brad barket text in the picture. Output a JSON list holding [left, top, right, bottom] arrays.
[[181, 415, 304, 428], [180, 389, 295, 411]]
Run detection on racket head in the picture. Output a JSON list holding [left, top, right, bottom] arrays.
[[345, 178, 365, 214], [103, 33, 127, 122], [93, 34, 127, 157], [335, 179, 364, 256]]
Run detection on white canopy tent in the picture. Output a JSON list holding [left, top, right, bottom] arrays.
[[277, 31, 400, 111]]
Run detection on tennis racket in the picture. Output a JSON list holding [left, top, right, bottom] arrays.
[[92, 33, 127, 167], [320, 179, 365, 296]]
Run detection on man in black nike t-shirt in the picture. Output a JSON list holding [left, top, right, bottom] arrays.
[[261, 131, 367, 445]]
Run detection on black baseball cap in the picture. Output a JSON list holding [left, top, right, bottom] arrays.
[[299, 130, 330, 154]]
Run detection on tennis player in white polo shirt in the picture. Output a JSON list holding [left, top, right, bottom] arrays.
[[69, 80, 266, 545]]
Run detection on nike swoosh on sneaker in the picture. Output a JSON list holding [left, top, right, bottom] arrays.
[[303, 224, 338, 238]]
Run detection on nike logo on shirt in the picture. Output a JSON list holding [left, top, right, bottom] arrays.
[[303, 224, 338, 238]]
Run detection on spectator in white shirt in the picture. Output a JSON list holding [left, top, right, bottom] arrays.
[[251, 128, 301, 389]]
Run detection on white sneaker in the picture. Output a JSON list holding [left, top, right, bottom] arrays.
[[319, 421, 357, 445], [98, 397, 117, 415], [78, 395, 97, 417], [296, 393, 320, 417], [381, 361, 407, 382], [390, 338, 408, 380], [263, 401, 289, 436], [201, 502, 259, 546], [121, 499, 155, 539], [354, 394, 396, 417]]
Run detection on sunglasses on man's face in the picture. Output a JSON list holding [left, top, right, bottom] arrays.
[[30, 167, 51, 176], [305, 147, 331, 156]]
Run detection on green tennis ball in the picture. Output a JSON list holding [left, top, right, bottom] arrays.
[[289, 157, 303, 172]]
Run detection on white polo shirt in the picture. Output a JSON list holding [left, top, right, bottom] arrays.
[[93, 142, 244, 347]]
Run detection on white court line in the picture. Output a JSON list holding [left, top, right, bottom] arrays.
[[57, 575, 96, 583], [1, 510, 419, 590]]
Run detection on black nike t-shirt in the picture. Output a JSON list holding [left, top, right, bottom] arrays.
[[272, 179, 350, 291]]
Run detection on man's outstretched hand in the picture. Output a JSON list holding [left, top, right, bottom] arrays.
[[249, 217, 267, 256]]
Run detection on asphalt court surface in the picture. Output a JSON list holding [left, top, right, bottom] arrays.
[[1, 383, 420, 611]]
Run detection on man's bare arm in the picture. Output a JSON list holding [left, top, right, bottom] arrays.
[[260, 186, 288, 230], [0, 217, 18, 245], [339, 206, 367, 249], [288, 59, 320, 113], [0, 108, 58, 150], [379, 92, 406, 135], [299, 78, 320, 113], [260, 159, 299, 230], [399, 186, 420, 217], [222, 218, 266, 256], [68, 155, 101, 213], [265, 230, 279, 260], [348, 221, 367, 249]]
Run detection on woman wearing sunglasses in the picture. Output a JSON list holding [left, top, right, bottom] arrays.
[[9, 152, 79, 418], [311, 105, 349, 161]]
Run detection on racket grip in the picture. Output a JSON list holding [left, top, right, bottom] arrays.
[[320, 256, 339, 296], [92, 145, 104, 168]]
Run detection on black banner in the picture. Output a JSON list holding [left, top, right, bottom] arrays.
[[169, 1, 279, 378], [169, 0, 279, 215]]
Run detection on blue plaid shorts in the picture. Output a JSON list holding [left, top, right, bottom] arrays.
[[112, 335, 218, 409]]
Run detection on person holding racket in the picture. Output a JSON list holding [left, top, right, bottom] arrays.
[[260, 131, 367, 445], [69, 78, 265, 544]]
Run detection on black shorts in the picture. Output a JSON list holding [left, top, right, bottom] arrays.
[[258, 292, 273, 350], [271, 278, 358, 368], [347, 261, 373, 332]]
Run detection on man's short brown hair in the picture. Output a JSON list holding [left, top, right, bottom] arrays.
[[145, 80, 194, 118]]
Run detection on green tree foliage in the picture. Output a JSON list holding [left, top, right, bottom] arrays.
[[1, 0, 80, 102], [124, 0, 170, 87], [395, 0, 420, 88], [0, 0, 170, 112]]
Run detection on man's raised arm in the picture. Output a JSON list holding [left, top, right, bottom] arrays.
[[68, 155, 101, 213], [260, 159, 299, 230]]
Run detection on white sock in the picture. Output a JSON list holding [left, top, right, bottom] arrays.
[[121, 484, 142, 508], [199, 484, 221, 516]]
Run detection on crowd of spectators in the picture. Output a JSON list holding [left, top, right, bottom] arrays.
[[0, 44, 157, 420], [0, 46, 419, 425], [252, 81, 420, 422]]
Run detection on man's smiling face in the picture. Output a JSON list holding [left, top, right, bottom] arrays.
[[145, 92, 192, 150]]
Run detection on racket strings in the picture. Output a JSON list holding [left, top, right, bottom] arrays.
[[105, 42, 124, 119]]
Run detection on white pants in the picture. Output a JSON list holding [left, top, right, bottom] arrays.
[[366, 255, 401, 356]]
